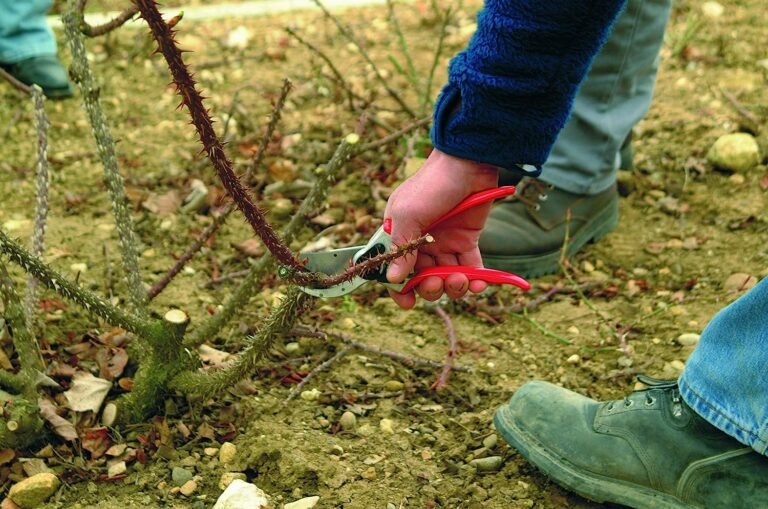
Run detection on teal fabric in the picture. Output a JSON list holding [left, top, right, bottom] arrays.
[[540, 0, 672, 194], [0, 0, 57, 64]]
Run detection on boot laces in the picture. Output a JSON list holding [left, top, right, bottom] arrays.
[[514, 179, 555, 211]]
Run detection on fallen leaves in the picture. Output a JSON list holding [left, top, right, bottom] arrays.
[[64, 372, 112, 413], [38, 398, 78, 442]]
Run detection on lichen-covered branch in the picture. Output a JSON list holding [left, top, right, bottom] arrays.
[[148, 79, 293, 300], [0, 260, 43, 397], [309, 0, 416, 118], [134, 0, 303, 272], [172, 287, 312, 397], [0, 230, 158, 340], [63, 4, 147, 310], [81, 5, 140, 37], [24, 86, 50, 324]]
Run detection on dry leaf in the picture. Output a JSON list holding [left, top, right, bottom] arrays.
[[20, 458, 54, 477], [233, 239, 264, 257], [82, 427, 112, 459], [64, 371, 112, 413], [38, 398, 78, 441], [0, 448, 15, 465], [198, 344, 233, 367], [97, 348, 128, 380], [142, 190, 181, 216], [0, 349, 12, 370], [197, 422, 216, 441]]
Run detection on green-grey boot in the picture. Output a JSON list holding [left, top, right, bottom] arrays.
[[479, 178, 619, 277], [1, 55, 73, 99], [494, 378, 768, 509]]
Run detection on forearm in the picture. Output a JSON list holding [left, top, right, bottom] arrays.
[[432, 0, 628, 171]]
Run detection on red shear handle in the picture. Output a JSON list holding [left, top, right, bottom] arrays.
[[400, 266, 531, 294], [383, 185, 517, 235]]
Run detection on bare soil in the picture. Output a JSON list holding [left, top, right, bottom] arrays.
[[1, 0, 766, 508]]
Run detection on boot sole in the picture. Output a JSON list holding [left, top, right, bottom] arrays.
[[494, 406, 694, 509], [481, 196, 619, 278]]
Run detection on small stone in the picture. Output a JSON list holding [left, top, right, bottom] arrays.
[[180, 480, 197, 497], [676, 333, 701, 347], [69, 262, 88, 274], [1, 498, 20, 509], [379, 419, 394, 434], [300, 388, 321, 401], [357, 423, 375, 437], [107, 461, 126, 477], [566, 354, 581, 365], [212, 480, 269, 509], [329, 445, 344, 456], [219, 442, 237, 465], [340, 318, 356, 330], [101, 403, 117, 427], [172, 467, 193, 487], [8, 473, 60, 509], [204, 447, 219, 457], [670, 360, 685, 371], [582, 261, 595, 273], [339, 411, 357, 430], [707, 133, 761, 172], [218, 472, 246, 490], [383, 380, 404, 392], [728, 174, 746, 185], [285, 342, 300, 353], [723, 273, 758, 293], [566, 326, 580, 336], [617, 356, 633, 368], [470, 456, 503, 472], [701, 1, 724, 18], [360, 467, 377, 480], [482, 434, 498, 449], [651, 337, 662, 345], [284, 496, 320, 509]]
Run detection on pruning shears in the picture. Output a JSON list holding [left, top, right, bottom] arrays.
[[292, 186, 531, 298]]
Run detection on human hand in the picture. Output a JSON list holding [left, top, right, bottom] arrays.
[[384, 149, 499, 309]]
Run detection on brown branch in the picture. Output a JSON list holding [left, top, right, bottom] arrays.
[[285, 27, 357, 111], [285, 233, 433, 287], [147, 79, 293, 300], [308, 0, 417, 118], [290, 326, 469, 372], [0, 67, 32, 95], [81, 5, 140, 37], [357, 116, 430, 152], [134, 0, 304, 271], [282, 344, 353, 405], [430, 306, 457, 390]]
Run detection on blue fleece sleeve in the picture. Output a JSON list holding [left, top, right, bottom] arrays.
[[431, 0, 628, 172]]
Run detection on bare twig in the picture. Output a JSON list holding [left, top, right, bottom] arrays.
[[422, 6, 452, 114], [282, 345, 353, 405], [81, 5, 140, 37], [290, 326, 469, 371], [720, 87, 760, 133], [358, 116, 430, 152], [309, 0, 417, 118], [24, 86, 50, 324], [430, 306, 458, 390], [0, 67, 32, 95], [385, 0, 419, 90], [285, 27, 357, 111], [135, 0, 304, 272]]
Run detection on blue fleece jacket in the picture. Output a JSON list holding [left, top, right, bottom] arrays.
[[431, 0, 628, 174]]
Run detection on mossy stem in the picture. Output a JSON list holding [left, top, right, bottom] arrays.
[[24, 86, 50, 325], [63, 4, 147, 310]]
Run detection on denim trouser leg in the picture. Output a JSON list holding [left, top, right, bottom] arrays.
[[539, 0, 672, 195], [0, 0, 56, 64], [679, 277, 768, 455]]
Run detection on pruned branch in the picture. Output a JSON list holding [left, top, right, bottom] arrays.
[[81, 5, 140, 37], [0, 67, 32, 95]]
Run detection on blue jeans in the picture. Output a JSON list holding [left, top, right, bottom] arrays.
[[541, 0, 672, 194], [680, 277, 768, 455], [0, 0, 56, 63]]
